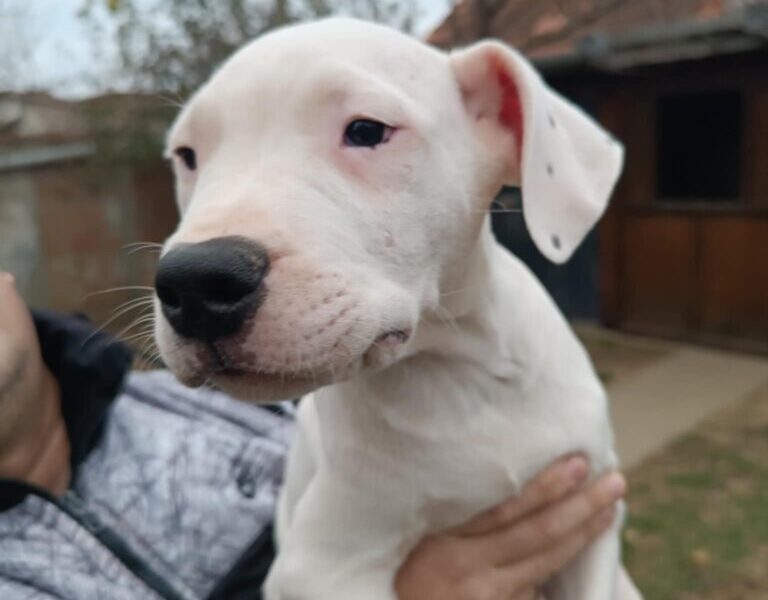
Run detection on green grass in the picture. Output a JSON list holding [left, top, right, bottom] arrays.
[[624, 426, 768, 599], [664, 470, 718, 490]]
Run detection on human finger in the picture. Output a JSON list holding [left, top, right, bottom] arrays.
[[477, 472, 625, 566], [452, 455, 589, 537], [494, 503, 618, 595]]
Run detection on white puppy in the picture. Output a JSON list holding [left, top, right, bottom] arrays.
[[153, 18, 628, 600]]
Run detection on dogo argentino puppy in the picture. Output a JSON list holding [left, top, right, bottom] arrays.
[[153, 18, 628, 600]]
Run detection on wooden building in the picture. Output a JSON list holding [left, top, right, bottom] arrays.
[[433, 0, 768, 353]]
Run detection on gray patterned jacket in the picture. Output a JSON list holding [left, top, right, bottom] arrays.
[[0, 313, 294, 600]]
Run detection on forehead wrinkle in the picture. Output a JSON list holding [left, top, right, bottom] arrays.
[[303, 61, 416, 119], [165, 89, 225, 157], [212, 25, 446, 108]]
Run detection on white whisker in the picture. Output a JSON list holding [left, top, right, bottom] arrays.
[[85, 286, 155, 300]]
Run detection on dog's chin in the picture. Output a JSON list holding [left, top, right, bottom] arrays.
[[166, 360, 352, 402], [208, 370, 337, 403], [163, 327, 413, 402]]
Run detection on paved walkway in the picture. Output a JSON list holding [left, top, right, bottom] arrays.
[[576, 326, 768, 469]]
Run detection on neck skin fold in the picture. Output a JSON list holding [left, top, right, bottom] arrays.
[[412, 218, 508, 362]]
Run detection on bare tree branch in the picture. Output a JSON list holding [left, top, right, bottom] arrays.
[[0, 0, 33, 90], [81, 0, 421, 96]]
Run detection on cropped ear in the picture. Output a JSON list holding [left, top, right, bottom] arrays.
[[450, 41, 624, 263]]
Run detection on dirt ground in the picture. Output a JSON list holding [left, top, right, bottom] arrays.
[[574, 324, 672, 384], [621, 381, 768, 600]]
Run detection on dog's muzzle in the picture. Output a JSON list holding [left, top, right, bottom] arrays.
[[155, 236, 269, 341]]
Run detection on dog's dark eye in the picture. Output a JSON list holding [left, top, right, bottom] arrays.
[[344, 119, 392, 148], [174, 146, 197, 171]]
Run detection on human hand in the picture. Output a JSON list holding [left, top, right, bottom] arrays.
[[0, 273, 39, 390], [395, 456, 626, 600], [0, 272, 69, 492], [0, 272, 41, 431]]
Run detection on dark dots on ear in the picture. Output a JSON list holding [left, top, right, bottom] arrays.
[[548, 114, 556, 129], [546, 163, 554, 176], [552, 235, 562, 250]]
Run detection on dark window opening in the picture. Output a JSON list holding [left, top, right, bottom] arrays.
[[491, 186, 599, 320], [656, 90, 743, 202]]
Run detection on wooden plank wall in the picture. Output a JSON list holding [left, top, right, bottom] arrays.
[[596, 53, 768, 353]]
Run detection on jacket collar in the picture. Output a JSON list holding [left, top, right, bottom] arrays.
[[33, 310, 133, 471]]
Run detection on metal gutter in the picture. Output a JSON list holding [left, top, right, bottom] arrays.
[[534, 5, 768, 74], [0, 141, 97, 173]]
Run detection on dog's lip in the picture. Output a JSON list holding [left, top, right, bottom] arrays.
[[373, 328, 411, 346], [180, 327, 411, 384], [218, 368, 309, 382], [211, 363, 317, 381]]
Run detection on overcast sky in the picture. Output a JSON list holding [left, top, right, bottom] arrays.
[[2, 0, 451, 98]]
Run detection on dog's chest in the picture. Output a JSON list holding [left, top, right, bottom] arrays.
[[313, 354, 614, 529]]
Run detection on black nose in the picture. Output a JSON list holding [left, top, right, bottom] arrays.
[[155, 236, 269, 341]]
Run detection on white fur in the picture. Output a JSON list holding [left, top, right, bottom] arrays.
[[156, 18, 629, 600]]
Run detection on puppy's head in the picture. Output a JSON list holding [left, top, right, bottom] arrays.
[[153, 18, 623, 400]]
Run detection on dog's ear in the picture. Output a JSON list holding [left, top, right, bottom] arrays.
[[450, 41, 624, 263]]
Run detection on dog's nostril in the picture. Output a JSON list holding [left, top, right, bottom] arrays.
[[154, 236, 270, 341], [156, 284, 181, 309], [205, 275, 255, 306]]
